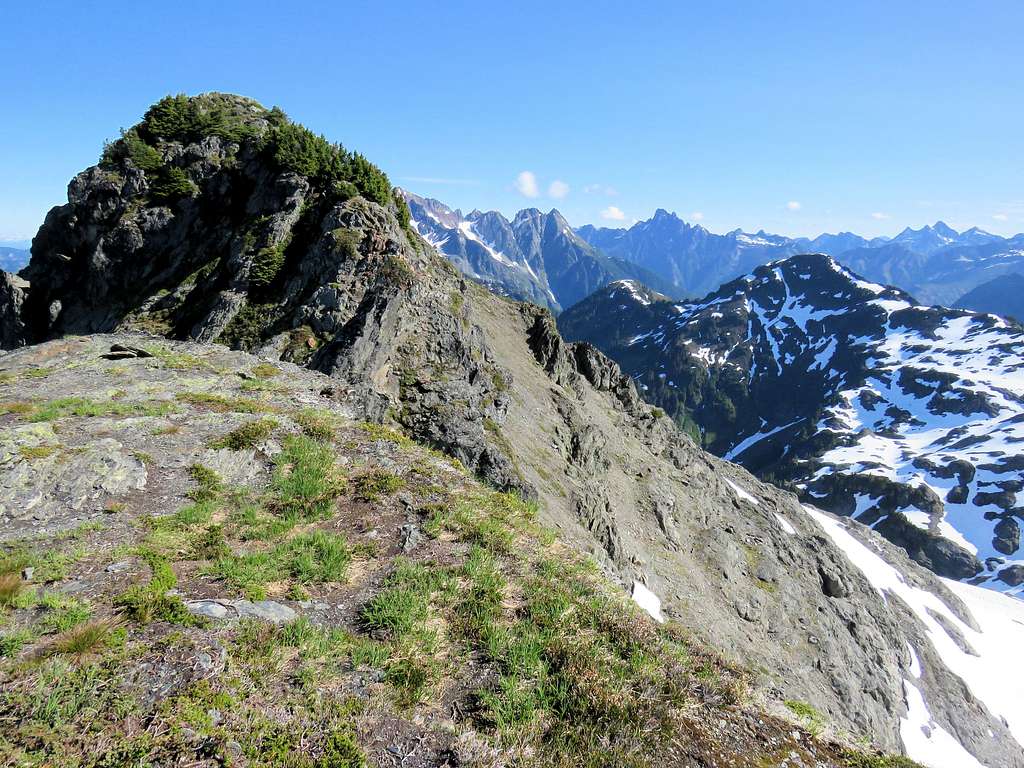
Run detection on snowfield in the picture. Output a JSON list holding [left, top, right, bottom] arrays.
[[807, 506, 1024, 766]]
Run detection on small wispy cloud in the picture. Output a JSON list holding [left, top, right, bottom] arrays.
[[548, 180, 570, 199], [600, 206, 626, 221], [871, 212, 890, 220], [583, 184, 617, 196], [786, 201, 801, 212], [514, 171, 539, 198], [993, 213, 1009, 222], [400, 176, 481, 186], [690, 212, 705, 222]]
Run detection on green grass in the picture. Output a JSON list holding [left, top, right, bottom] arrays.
[[207, 418, 278, 450], [785, 699, 826, 736], [0, 572, 23, 608], [114, 550, 201, 626], [38, 593, 93, 634], [24, 398, 175, 422], [269, 435, 346, 520], [210, 531, 351, 599], [44, 617, 124, 659], [0, 627, 35, 658], [0, 545, 86, 585]]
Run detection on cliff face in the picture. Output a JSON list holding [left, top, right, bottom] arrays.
[[1, 94, 1021, 767]]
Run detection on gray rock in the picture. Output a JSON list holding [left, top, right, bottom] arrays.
[[185, 598, 297, 624], [998, 564, 1024, 587]]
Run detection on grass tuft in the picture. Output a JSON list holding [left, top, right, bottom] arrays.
[[353, 469, 404, 502], [44, 617, 124, 659]]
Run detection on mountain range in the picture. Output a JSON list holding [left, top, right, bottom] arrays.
[[578, 213, 1024, 307], [402, 191, 680, 312], [559, 255, 1024, 595], [1, 92, 1023, 767], [406, 193, 1024, 314], [0, 247, 29, 274]]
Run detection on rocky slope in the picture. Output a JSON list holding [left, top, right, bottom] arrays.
[[0, 334, 947, 768], [0, 93, 1021, 766], [403, 192, 680, 312], [559, 256, 1024, 595]]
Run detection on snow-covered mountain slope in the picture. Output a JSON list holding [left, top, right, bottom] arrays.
[[401, 191, 678, 312], [809, 506, 1024, 766], [559, 254, 1024, 593]]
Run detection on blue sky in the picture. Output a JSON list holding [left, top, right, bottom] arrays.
[[2, 1, 1022, 243]]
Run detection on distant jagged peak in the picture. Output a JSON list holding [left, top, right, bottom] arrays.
[[604, 279, 671, 307]]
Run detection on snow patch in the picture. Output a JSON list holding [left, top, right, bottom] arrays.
[[774, 513, 797, 535], [631, 581, 665, 622], [725, 478, 759, 506]]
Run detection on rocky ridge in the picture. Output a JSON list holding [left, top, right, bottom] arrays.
[[0, 93, 1021, 766]]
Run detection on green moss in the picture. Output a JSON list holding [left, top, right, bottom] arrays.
[[294, 408, 339, 442], [839, 749, 922, 768], [359, 421, 412, 447], [353, 469, 404, 502], [18, 444, 60, 460], [207, 418, 277, 450], [176, 391, 273, 414], [251, 363, 280, 379]]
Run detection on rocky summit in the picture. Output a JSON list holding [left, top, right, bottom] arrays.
[[0, 93, 1022, 768]]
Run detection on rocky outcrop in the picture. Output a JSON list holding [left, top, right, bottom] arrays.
[[0, 273, 27, 349]]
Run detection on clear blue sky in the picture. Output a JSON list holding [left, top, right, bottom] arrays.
[[3, 1, 1022, 243]]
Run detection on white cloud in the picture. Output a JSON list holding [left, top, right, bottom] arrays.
[[871, 212, 890, 220], [993, 213, 1009, 222], [583, 184, 617, 196], [786, 201, 802, 211], [548, 180, 570, 199], [514, 171, 539, 198], [600, 206, 626, 221], [690, 212, 705, 222]]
